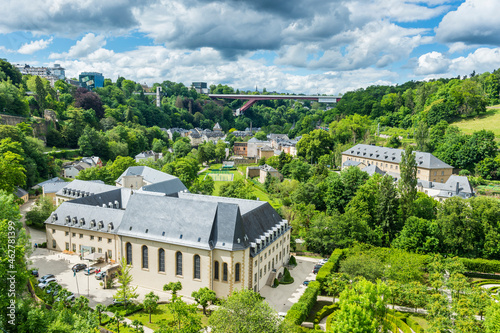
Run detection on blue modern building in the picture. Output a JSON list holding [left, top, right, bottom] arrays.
[[79, 72, 104, 90]]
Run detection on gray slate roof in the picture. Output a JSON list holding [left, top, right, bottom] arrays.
[[418, 175, 474, 199], [15, 187, 28, 198], [43, 182, 68, 194], [69, 188, 133, 209], [35, 177, 65, 188], [56, 180, 117, 198], [45, 201, 124, 234], [115, 166, 178, 185], [362, 165, 386, 176], [343, 160, 362, 167], [138, 179, 188, 196], [343, 144, 453, 169]]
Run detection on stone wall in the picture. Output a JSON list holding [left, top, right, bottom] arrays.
[[0, 112, 55, 143]]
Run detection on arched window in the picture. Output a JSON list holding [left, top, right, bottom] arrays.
[[235, 263, 240, 282], [214, 261, 219, 280], [126, 243, 132, 265], [194, 255, 200, 279], [158, 248, 165, 272], [142, 245, 148, 269], [176, 252, 182, 276], [223, 263, 228, 281]]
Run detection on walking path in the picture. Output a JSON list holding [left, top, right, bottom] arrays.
[[104, 311, 155, 333]]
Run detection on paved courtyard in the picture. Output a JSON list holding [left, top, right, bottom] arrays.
[[260, 256, 319, 313]]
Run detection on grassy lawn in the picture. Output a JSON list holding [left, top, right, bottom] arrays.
[[125, 303, 209, 331], [408, 314, 430, 330], [199, 163, 281, 209], [452, 107, 500, 140]]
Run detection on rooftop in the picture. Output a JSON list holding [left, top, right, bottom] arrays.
[[343, 144, 454, 169]]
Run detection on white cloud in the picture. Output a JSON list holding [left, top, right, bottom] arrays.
[[449, 47, 500, 75], [54, 44, 398, 95], [17, 37, 53, 54], [0, 46, 15, 53], [306, 21, 432, 70], [49, 33, 106, 59], [436, 0, 500, 45], [414, 51, 450, 75]]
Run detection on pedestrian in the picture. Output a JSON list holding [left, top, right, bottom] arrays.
[[34, 243, 37, 249]]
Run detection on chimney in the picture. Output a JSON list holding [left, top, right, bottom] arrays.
[[456, 182, 460, 194]]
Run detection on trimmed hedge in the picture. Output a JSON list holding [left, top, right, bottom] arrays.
[[407, 316, 425, 333], [285, 281, 321, 325], [465, 272, 500, 280], [459, 258, 500, 274], [471, 279, 500, 287], [316, 249, 345, 287], [386, 313, 412, 333], [314, 304, 339, 324]]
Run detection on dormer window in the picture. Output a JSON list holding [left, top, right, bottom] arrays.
[[52, 214, 58, 222]]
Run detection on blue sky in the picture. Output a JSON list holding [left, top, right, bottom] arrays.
[[2, 0, 500, 94]]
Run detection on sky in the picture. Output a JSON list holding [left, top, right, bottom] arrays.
[[2, 0, 500, 95]]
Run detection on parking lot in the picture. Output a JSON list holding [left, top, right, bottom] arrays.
[[260, 256, 319, 313], [29, 247, 117, 306]]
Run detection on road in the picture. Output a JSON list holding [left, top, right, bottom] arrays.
[[260, 256, 318, 313]]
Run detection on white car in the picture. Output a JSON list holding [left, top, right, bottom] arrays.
[[38, 278, 57, 289], [318, 258, 328, 264]]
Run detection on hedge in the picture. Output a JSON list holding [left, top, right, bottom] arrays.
[[285, 281, 321, 325], [386, 313, 412, 333], [316, 249, 345, 287], [313, 304, 338, 324], [464, 272, 500, 280], [471, 279, 500, 287], [459, 258, 500, 274], [406, 316, 425, 333]]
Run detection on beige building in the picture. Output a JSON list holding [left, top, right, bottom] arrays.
[[45, 180, 290, 298], [246, 164, 283, 184], [342, 144, 454, 183]]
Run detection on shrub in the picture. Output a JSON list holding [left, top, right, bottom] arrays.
[[316, 249, 345, 287], [273, 278, 279, 288], [460, 258, 500, 273], [386, 313, 412, 333], [289, 256, 297, 266], [406, 316, 425, 333], [280, 268, 294, 284], [285, 281, 321, 325], [313, 304, 339, 324]]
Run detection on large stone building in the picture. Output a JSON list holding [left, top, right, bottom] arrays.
[[342, 144, 454, 183], [45, 169, 291, 298]]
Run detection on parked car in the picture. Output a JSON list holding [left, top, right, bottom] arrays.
[[31, 269, 39, 277], [46, 283, 61, 295], [38, 274, 55, 284], [38, 278, 57, 289], [84, 267, 96, 275], [303, 280, 311, 286], [313, 264, 323, 274], [72, 263, 87, 272], [55, 292, 75, 303], [95, 271, 107, 280], [318, 258, 328, 265]]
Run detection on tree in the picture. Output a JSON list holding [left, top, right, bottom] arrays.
[[158, 296, 202, 333], [163, 281, 182, 300], [484, 300, 500, 333], [191, 287, 217, 315], [398, 146, 417, 222], [108, 156, 138, 181], [208, 288, 292, 333], [95, 304, 106, 325], [325, 273, 350, 303], [189, 177, 214, 195], [215, 140, 227, 162], [296, 129, 333, 163], [173, 139, 192, 158], [0, 138, 26, 192], [415, 121, 431, 152], [339, 253, 384, 282], [143, 291, 159, 323], [25, 196, 55, 228], [77, 125, 109, 159], [74, 87, 105, 118], [114, 257, 139, 309], [0, 200, 30, 328], [330, 279, 389, 333], [162, 156, 199, 188], [376, 175, 399, 244], [391, 216, 440, 254], [219, 179, 256, 200]]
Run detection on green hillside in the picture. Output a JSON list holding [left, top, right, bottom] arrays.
[[452, 107, 500, 140]]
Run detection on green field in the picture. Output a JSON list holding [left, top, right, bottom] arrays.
[[198, 164, 280, 209], [452, 107, 500, 140]]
